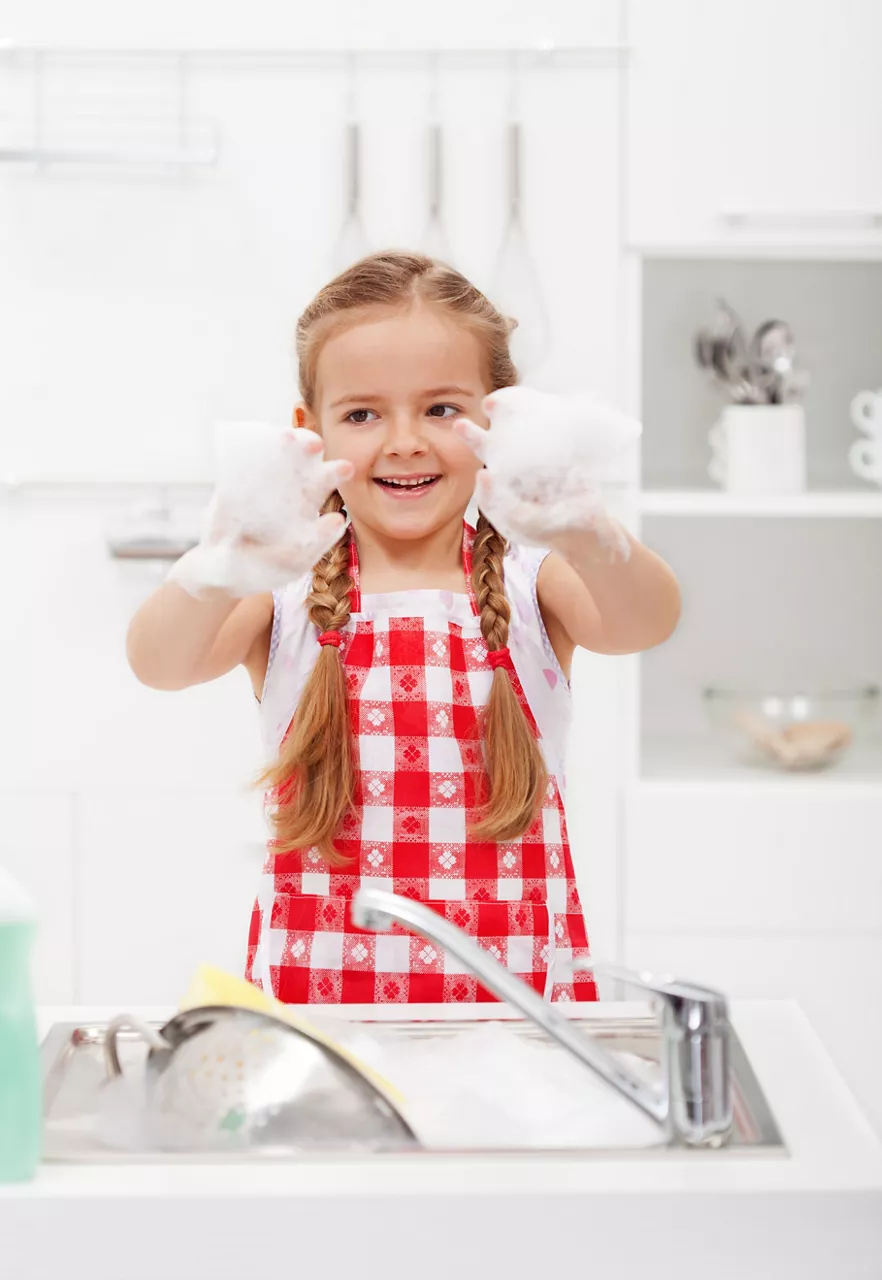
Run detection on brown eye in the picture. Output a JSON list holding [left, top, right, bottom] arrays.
[[346, 408, 377, 424], [427, 403, 459, 419]]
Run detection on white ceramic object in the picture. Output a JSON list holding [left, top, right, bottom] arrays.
[[708, 404, 806, 494], [848, 388, 882, 485]]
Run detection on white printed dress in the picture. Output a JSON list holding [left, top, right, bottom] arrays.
[[246, 524, 597, 1004]]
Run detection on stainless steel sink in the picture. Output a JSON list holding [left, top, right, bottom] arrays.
[[41, 1012, 785, 1162]]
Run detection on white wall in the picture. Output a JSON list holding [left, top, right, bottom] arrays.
[[0, 1, 627, 1002]]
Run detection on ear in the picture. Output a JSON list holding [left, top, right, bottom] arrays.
[[293, 403, 319, 432]]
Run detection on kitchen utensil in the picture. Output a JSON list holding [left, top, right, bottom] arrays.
[[421, 58, 452, 262], [102, 1005, 417, 1153], [332, 120, 369, 271], [703, 686, 880, 771], [695, 300, 762, 404], [694, 303, 808, 406], [748, 319, 808, 405], [707, 403, 806, 494], [332, 61, 369, 272], [490, 62, 551, 376], [177, 964, 404, 1105], [421, 121, 452, 261], [710, 299, 750, 389]]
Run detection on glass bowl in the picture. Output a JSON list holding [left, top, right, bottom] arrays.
[[701, 685, 880, 771]]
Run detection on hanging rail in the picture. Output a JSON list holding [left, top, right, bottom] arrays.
[[0, 41, 628, 69]]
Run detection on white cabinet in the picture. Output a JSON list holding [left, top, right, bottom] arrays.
[[627, 0, 882, 250], [0, 790, 75, 1004], [627, 787, 882, 935], [75, 786, 266, 1005]]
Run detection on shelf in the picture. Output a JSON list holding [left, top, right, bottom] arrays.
[[630, 241, 882, 262], [638, 735, 882, 795], [640, 490, 882, 518]]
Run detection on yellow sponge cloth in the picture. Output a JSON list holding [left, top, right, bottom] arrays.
[[179, 964, 404, 1106]]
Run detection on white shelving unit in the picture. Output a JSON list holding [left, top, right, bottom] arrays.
[[639, 735, 882, 792], [618, 0, 882, 1132], [640, 490, 882, 518]]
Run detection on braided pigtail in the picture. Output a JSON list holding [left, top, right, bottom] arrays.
[[470, 514, 548, 840], [260, 491, 355, 863]]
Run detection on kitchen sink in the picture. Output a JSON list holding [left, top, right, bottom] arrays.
[[40, 1012, 785, 1161]]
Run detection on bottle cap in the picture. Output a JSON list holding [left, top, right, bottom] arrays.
[[0, 867, 35, 923]]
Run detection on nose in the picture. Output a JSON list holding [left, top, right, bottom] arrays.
[[382, 412, 428, 458]]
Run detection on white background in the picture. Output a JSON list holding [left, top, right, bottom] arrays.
[[2, 0, 882, 1133]]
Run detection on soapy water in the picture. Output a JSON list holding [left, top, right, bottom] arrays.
[[480, 387, 643, 474], [95, 1017, 664, 1153], [458, 387, 642, 559], [354, 1022, 664, 1150], [167, 421, 351, 598]]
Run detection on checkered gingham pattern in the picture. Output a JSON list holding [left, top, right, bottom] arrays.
[[246, 527, 598, 1006]]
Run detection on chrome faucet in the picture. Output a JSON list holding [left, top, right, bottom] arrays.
[[351, 887, 733, 1148]]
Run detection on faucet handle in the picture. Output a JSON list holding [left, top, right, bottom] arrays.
[[568, 956, 733, 1148], [569, 956, 729, 1019]]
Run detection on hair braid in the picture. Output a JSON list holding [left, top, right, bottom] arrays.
[[260, 490, 356, 863], [470, 513, 548, 840], [306, 490, 353, 635]]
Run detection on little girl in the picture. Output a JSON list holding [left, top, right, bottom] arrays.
[[127, 251, 680, 1006]]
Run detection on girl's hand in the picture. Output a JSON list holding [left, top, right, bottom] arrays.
[[454, 387, 641, 556], [168, 422, 353, 598]]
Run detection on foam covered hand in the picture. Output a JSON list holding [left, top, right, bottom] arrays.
[[167, 421, 352, 598], [455, 387, 641, 555]]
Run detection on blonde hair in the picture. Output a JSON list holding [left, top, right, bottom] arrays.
[[261, 251, 548, 861]]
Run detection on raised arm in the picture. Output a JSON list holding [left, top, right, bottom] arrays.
[[126, 420, 353, 696], [126, 586, 273, 694]]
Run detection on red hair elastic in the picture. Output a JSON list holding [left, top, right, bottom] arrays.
[[318, 630, 343, 648], [487, 646, 512, 671]]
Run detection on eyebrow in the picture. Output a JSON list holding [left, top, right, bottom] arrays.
[[329, 385, 477, 409]]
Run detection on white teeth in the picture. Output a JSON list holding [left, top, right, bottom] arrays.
[[379, 477, 437, 487]]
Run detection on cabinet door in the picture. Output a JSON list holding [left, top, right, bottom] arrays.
[[76, 786, 266, 1004], [627, 0, 882, 249], [0, 790, 75, 1004]]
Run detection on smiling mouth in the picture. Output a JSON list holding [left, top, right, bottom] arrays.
[[373, 475, 441, 493]]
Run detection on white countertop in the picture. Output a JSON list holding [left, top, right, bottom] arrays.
[[3, 1000, 881, 1280]]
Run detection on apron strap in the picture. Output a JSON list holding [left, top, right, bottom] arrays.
[[462, 521, 480, 618]]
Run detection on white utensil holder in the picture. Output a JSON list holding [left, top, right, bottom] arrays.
[[708, 404, 806, 495]]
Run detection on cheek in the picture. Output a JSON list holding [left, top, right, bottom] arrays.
[[442, 434, 484, 484], [321, 426, 369, 472]]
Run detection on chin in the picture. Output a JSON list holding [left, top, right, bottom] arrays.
[[358, 496, 465, 542]]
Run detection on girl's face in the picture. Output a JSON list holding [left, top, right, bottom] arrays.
[[304, 304, 489, 544]]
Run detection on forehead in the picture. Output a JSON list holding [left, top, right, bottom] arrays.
[[315, 304, 488, 404]]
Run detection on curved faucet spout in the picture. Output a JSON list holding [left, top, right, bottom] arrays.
[[352, 887, 668, 1131], [353, 887, 733, 1147]]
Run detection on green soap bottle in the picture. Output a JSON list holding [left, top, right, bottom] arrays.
[[0, 869, 40, 1181]]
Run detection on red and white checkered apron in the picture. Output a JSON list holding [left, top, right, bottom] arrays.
[[246, 525, 597, 1004]]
